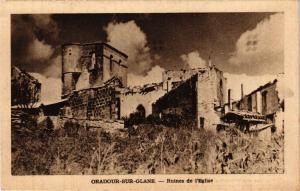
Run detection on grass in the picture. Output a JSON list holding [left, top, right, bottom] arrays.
[[11, 117, 284, 175]]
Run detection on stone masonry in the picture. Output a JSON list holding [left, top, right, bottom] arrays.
[[120, 83, 167, 118], [62, 42, 128, 98], [60, 42, 282, 134], [60, 42, 229, 131], [153, 66, 227, 130]]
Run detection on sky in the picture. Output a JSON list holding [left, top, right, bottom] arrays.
[[11, 13, 284, 103]]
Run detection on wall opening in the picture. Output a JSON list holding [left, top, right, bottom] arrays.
[[90, 52, 96, 70], [136, 104, 146, 119], [220, 79, 223, 106], [247, 96, 252, 111], [200, 117, 205, 128], [109, 55, 113, 73], [262, 91, 268, 114]]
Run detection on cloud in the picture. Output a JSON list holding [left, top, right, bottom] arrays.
[[104, 20, 166, 86], [42, 55, 61, 78], [229, 13, 284, 75], [180, 51, 207, 69], [224, 73, 277, 101], [11, 15, 62, 104], [30, 73, 62, 104], [27, 38, 54, 61], [104, 20, 152, 75], [31, 14, 52, 28], [154, 54, 161, 60], [30, 14, 60, 43], [12, 14, 59, 72], [127, 65, 165, 87]]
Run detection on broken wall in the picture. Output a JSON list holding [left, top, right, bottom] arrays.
[[120, 84, 167, 118], [238, 82, 279, 115], [261, 83, 279, 115], [102, 44, 128, 87], [152, 76, 198, 123], [162, 68, 206, 92], [80, 44, 104, 88], [62, 43, 128, 98], [196, 68, 226, 130]]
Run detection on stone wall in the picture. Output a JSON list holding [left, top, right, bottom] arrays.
[[152, 76, 198, 123], [61, 43, 128, 98], [102, 44, 128, 87], [234, 80, 284, 134], [120, 83, 167, 118], [238, 81, 279, 115], [153, 67, 226, 130], [66, 84, 119, 120], [162, 68, 206, 92], [196, 68, 226, 130], [62, 44, 82, 96]]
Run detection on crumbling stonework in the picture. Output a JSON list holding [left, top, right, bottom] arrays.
[[162, 68, 206, 92], [120, 83, 167, 118], [196, 67, 226, 130], [153, 66, 227, 131], [60, 42, 231, 130], [234, 80, 283, 133], [58, 41, 282, 140], [153, 75, 198, 123], [238, 80, 279, 116], [62, 43, 128, 98], [64, 77, 122, 121]]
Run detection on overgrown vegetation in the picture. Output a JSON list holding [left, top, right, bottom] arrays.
[[11, 116, 284, 175]]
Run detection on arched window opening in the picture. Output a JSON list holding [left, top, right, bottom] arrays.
[[90, 52, 96, 70], [136, 104, 146, 119]]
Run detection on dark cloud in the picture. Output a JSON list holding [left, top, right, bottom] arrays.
[[11, 14, 60, 73], [12, 13, 276, 76], [11, 13, 282, 103]]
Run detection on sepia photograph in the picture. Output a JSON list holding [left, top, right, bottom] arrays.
[[10, 12, 287, 175]]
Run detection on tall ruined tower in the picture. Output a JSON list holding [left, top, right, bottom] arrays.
[[196, 66, 227, 129], [61, 42, 128, 98]]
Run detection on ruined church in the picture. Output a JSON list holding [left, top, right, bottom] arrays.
[[27, 40, 282, 137], [59, 42, 227, 130]]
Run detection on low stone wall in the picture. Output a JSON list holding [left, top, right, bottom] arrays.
[[37, 114, 124, 131], [37, 115, 64, 130], [60, 117, 124, 129]]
